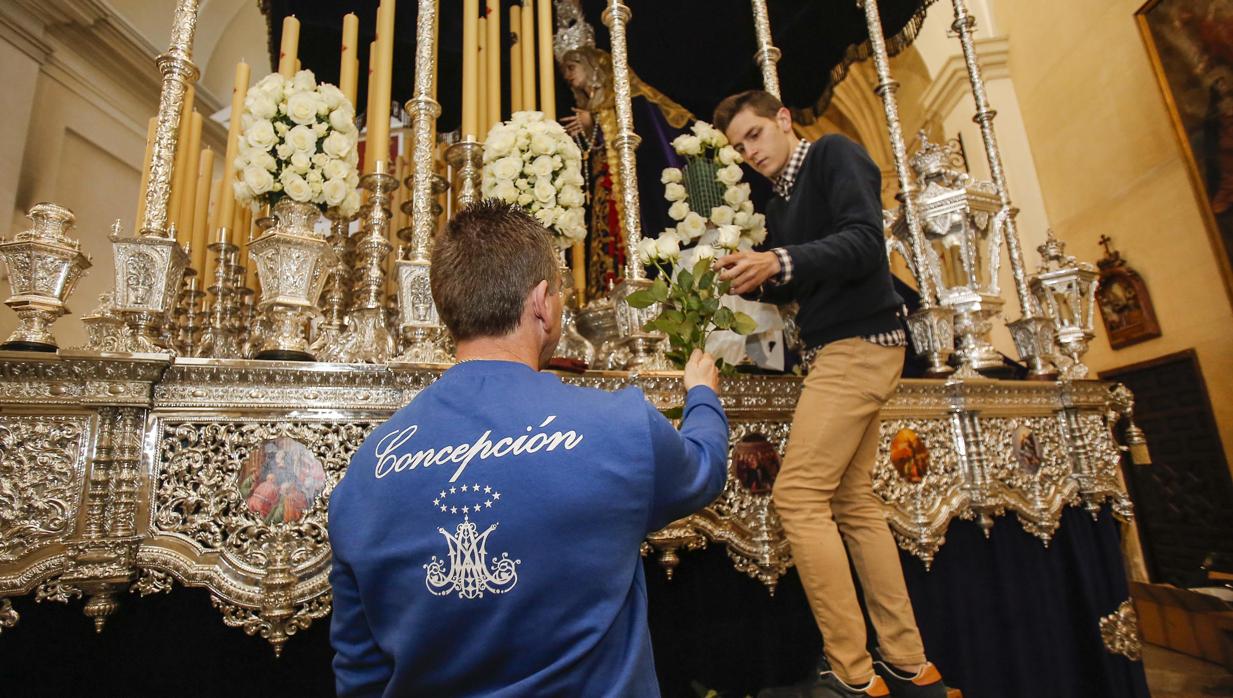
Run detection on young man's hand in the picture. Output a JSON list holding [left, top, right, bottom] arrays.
[[714, 250, 782, 295], [683, 349, 720, 395]]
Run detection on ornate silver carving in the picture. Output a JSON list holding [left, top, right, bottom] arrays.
[[110, 225, 189, 354], [0, 203, 92, 351], [445, 139, 482, 210], [1099, 599, 1142, 662], [553, 0, 596, 59], [0, 416, 89, 562], [1029, 232, 1099, 380], [947, 0, 1055, 379], [323, 172, 398, 363], [861, 0, 953, 377], [249, 199, 337, 361]]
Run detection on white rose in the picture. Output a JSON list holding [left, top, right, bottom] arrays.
[[718, 145, 742, 166], [733, 211, 752, 228], [740, 200, 755, 214], [746, 226, 768, 245], [276, 142, 296, 160], [290, 151, 312, 174], [530, 132, 558, 155], [313, 121, 330, 137], [242, 166, 274, 196], [312, 152, 330, 168], [723, 182, 750, 206], [661, 167, 683, 184], [679, 211, 707, 240], [557, 208, 585, 238], [692, 243, 717, 262], [672, 134, 702, 156], [558, 185, 584, 208], [322, 132, 353, 159], [493, 180, 518, 202], [664, 182, 687, 202], [286, 91, 323, 125], [319, 84, 344, 110], [517, 192, 534, 207], [253, 73, 285, 99], [668, 200, 690, 221], [491, 155, 522, 181], [738, 238, 755, 252], [324, 159, 350, 181], [292, 69, 317, 93], [274, 121, 290, 136], [528, 154, 554, 178], [638, 237, 659, 265], [717, 163, 744, 186], [329, 106, 356, 133], [306, 169, 324, 185], [246, 120, 277, 150], [560, 168, 584, 187], [560, 139, 582, 161], [533, 178, 557, 204], [287, 124, 318, 152], [655, 234, 681, 262], [342, 190, 361, 217], [322, 178, 348, 207], [710, 205, 735, 226], [486, 128, 517, 157], [246, 93, 278, 121], [717, 224, 741, 250], [281, 171, 313, 202], [751, 212, 766, 229], [255, 152, 277, 171], [533, 205, 558, 228]]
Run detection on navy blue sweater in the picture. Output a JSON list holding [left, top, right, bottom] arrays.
[[765, 135, 903, 348], [328, 361, 729, 697]]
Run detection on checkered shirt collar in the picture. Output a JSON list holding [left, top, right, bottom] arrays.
[[772, 138, 811, 200]]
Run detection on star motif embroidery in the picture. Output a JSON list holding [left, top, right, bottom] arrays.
[[433, 499, 440, 506], [492, 492, 501, 500], [484, 486, 492, 493], [450, 506, 457, 514], [484, 500, 493, 508], [460, 485, 469, 492], [440, 505, 447, 512], [449, 487, 456, 494]]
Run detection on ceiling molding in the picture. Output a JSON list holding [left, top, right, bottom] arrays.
[[0, 3, 53, 63]]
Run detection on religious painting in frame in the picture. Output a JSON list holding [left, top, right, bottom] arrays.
[[1136, 0, 1233, 305]]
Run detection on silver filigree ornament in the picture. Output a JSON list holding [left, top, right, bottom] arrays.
[[0, 203, 92, 352], [1030, 231, 1099, 380], [1099, 599, 1142, 661], [249, 199, 338, 361]]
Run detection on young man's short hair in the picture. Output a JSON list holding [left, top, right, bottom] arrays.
[[430, 200, 559, 342], [712, 89, 785, 134]]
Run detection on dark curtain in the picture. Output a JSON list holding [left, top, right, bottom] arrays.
[[0, 508, 1146, 698]]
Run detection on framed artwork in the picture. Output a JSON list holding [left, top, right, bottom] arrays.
[[1136, 0, 1233, 306], [1097, 236, 1162, 348]]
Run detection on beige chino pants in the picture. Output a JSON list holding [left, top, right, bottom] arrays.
[[772, 337, 926, 684]]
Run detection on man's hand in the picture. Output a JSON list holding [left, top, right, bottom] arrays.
[[684, 349, 720, 395], [560, 107, 594, 137], [714, 250, 782, 295]]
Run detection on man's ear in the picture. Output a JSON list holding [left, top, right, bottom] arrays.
[[529, 279, 551, 323], [776, 106, 793, 134]]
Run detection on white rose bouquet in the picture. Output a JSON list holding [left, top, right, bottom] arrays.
[[657, 120, 768, 264], [233, 69, 361, 217], [481, 111, 587, 250]]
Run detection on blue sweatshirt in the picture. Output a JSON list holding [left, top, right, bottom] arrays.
[[328, 360, 729, 697]]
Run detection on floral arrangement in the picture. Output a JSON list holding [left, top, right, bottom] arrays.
[[233, 70, 361, 217], [481, 111, 587, 250], [649, 120, 768, 266]]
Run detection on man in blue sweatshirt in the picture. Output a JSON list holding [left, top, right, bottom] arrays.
[[712, 91, 948, 698], [328, 200, 730, 697]]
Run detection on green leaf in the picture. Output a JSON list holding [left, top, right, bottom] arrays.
[[677, 268, 694, 293], [701, 297, 720, 315], [731, 311, 758, 336], [692, 258, 712, 280], [624, 289, 657, 308], [713, 306, 735, 330], [650, 276, 670, 302]]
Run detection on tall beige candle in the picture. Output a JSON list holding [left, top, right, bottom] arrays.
[[202, 178, 222, 294], [486, 0, 501, 130], [217, 61, 249, 245], [536, 0, 554, 119], [461, 0, 480, 139], [477, 16, 488, 138], [190, 148, 215, 274], [364, 40, 379, 172], [370, 0, 397, 172], [176, 111, 203, 249], [521, 0, 536, 110], [340, 13, 360, 106], [278, 16, 300, 78], [510, 5, 523, 113]]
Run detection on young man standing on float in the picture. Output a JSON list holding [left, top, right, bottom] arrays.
[[328, 201, 730, 698], [713, 90, 949, 698]]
